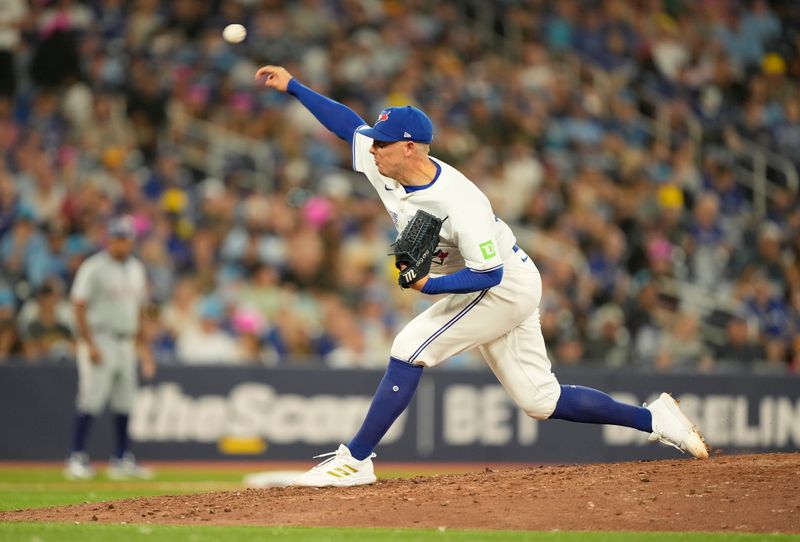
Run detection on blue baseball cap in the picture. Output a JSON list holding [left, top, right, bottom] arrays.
[[357, 106, 433, 144], [198, 296, 224, 321], [108, 215, 136, 239]]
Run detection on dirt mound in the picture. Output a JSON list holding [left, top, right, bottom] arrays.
[[2, 453, 798, 532]]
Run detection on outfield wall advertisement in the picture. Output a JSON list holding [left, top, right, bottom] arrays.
[[1, 364, 798, 462]]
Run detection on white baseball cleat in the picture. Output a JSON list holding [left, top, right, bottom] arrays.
[[64, 452, 96, 480], [107, 452, 155, 480], [291, 444, 377, 487], [646, 392, 709, 459]]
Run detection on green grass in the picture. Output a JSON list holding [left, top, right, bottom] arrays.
[[1, 466, 798, 542], [0, 465, 464, 511], [0, 466, 242, 511]]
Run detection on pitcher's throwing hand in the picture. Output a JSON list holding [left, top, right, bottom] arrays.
[[255, 65, 293, 92]]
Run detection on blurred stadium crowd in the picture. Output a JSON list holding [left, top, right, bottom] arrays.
[[0, 0, 798, 373]]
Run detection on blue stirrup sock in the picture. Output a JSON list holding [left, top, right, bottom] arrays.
[[550, 385, 653, 432], [70, 412, 94, 454], [113, 414, 130, 459], [348, 357, 423, 460]]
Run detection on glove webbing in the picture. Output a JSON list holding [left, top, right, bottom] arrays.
[[390, 213, 441, 266]]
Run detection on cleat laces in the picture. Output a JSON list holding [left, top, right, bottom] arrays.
[[309, 450, 339, 470], [309, 449, 376, 472]]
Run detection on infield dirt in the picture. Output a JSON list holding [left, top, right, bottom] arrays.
[[2, 453, 798, 533]]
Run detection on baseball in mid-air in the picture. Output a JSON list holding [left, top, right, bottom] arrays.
[[223, 23, 247, 43]]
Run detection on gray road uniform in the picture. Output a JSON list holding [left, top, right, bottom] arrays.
[[70, 251, 147, 416]]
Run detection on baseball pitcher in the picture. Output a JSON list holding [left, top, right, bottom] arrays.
[[255, 66, 708, 487]]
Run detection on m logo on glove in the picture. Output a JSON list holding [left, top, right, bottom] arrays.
[[399, 267, 417, 285]]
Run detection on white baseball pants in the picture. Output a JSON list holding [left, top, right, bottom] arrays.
[[390, 247, 562, 419]]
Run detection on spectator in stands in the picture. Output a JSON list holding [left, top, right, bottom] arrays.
[[713, 7, 766, 72], [553, 327, 585, 366], [583, 303, 631, 367], [175, 296, 242, 365], [78, 92, 136, 165], [789, 334, 800, 373], [138, 235, 174, 304], [683, 192, 731, 289], [771, 96, 800, 169], [268, 312, 304, 363], [586, 226, 629, 306], [759, 338, 790, 374], [29, 0, 91, 90], [230, 305, 277, 366], [124, 58, 167, 161], [21, 283, 73, 362], [20, 158, 65, 226], [0, 167, 21, 239], [735, 222, 787, 294], [709, 315, 766, 373], [320, 298, 369, 369], [704, 163, 750, 228], [0, 0, 27, 101], [789, 284, 800, 340], [742, 271, 792, 355], [654, 311, 710, 373], [0, 206, 49, 288], [0, 287, 18, 360], [139, 303, 175, 365], [727, 97, 773, 149], [160, 276, 200, 341], [38, 221, 72, 285], [629, 281, 673, 368], [0, 0, 797, 374], [743, 0, 782, 47]]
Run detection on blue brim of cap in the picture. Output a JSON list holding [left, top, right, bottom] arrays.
[[357, 125, 400, 142]]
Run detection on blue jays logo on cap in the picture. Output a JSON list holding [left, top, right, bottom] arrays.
[[357, 106, 433, 144]]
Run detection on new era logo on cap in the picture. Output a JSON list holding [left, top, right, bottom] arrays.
[[357, 106, 433, 144]]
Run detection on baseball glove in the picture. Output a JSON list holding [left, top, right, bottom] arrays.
[[390, 210, 445, 288]]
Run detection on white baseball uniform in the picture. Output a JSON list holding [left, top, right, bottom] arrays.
[[270, 78, 706, 487], [70, 251, 147, 415], [353, 130, 562, 419]]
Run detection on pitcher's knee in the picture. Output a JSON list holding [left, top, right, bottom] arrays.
[[390, 329, 421, 364], [389, 345, 411, 365], [517, 381, 561, 420], [521, 396, 558, 420]]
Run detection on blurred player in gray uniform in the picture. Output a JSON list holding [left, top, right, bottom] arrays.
[[64, 216, 156, 480]]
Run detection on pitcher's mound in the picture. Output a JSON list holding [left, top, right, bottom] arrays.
[[2, 453, 798, 533]]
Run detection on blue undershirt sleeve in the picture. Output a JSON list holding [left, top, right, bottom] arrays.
[[421, 266, 503, 295], [287, 79, 366, 144]]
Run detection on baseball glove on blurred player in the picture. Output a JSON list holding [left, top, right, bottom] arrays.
[[390, 210, 444, 288]]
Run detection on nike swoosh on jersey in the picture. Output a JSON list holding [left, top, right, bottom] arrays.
[[384, 185, 393, 191]]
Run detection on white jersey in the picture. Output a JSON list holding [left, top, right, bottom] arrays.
[[352, 129, 557, 417], [71, 251, 147, 336], [352, 130, 521, 276]]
